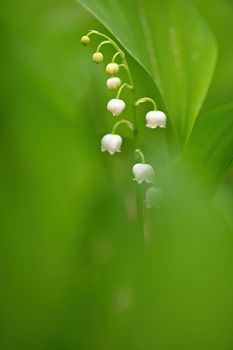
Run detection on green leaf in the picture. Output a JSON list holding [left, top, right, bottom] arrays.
[[77, 0, 154, 79], [77, 0, 217, 147], [184, 102, 233, 194], [143, 0, 217, 147], [194, 0, 233, 107]]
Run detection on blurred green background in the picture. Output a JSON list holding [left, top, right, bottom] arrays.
[[1, 0, 233, 349]]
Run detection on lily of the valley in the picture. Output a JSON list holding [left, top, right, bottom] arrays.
[[81, 35, 90, 46], [101, 134, 122, 155], [145, 187, 161, 208], [107, 99, 125, 116], [146, 111, 166, 128], [106, 77, 122, 90], [106, 63, 119, 75], [132, 163, 155, 184], [92, 52, 103, 64]]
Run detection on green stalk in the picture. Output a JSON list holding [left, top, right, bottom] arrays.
[[135, 97, 157, 110], [135, 149, 146, 164], [116, 83, 133, 99], [112, 120, 133, 134], [96, 40, 111, 52], [88, 30, 145, 240], [131, 90, 145, 240]]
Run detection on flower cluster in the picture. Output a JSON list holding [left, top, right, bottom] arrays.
[[81, 30, 167, 208]]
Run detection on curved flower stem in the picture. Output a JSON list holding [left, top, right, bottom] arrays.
[[112, 120, 134, 134], [118, 64, 126, 69], [96, 40, 111, 52], [87, 30, 144, 240], [135, 97, 157, 111], [135, 149, 146, 164], [131, 91, 144, 241], [112, 51, 123, 63], [87, 31, 138, 135], [116, 83, 133, 99], [88, 30, 125, 58]]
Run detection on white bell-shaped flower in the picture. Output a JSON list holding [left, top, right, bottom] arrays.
[[106, 63, 119, 75], [146, 111, 166, 128], [107, 99, 125, 116], [132, 163, 154, 184], [106, 77, 122, 90], [145, 187, 162, 208], [101, 134, 122, 155]]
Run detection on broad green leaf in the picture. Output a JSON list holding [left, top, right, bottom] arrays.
[[194, 0, 233, 107], [77, 0, 154, 78], [143, 0, 217, 147], [184, 102, 233, 194], [77, 0, 217, 147]]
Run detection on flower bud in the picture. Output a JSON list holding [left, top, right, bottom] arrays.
[[145, 187, 162, 208], [92, 52, 103, 63], [107, 99, 125, 116], [132, 163, 154, 184], [146, 111, 166, 128], [106, 77, 122, 90], [106, 63, 119, 75], [81, 35, 90, 46], [101, 134, 122, 155]]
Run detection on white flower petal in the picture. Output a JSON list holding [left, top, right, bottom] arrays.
[[106, 77, 122, 90], [146, 111, 167, 128], [132, 163, 155, 184], [101, 134, 112, 152], [101, 134, 122, 155], [145, 187, 162, 208], [144, 164, 155, 183], [106, 63, 119, 75], [107, 99, 125, 116]]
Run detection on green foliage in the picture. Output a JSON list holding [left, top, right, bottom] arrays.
[[184, 102, 233, 194], [0, 0, 233, 349], [78, 0, 217, 146]]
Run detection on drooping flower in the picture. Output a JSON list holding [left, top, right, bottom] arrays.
[[145, 187, 162, 208], [132, 163, 154, 184], [81, 36, 90, 46], [107, 99, 125, 116], [106, 77, 122, 90], [106, 63, 119, 75], [101, 134, 122, 155], [92, 52, 103, 63], [146, 111, 166, 128]]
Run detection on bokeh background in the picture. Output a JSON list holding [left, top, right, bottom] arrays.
[[1, 0, 233, 349]]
